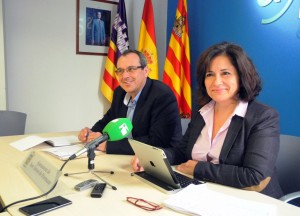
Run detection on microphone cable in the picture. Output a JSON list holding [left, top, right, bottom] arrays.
[[0, 158, 70, 213]]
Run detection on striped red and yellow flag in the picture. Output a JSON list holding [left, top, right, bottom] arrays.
[[138, 0, 158, 79], [101, 0, 129, 102], [163, 0, 191, 118]]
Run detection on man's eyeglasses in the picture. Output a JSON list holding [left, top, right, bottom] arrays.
[[126, 197, 162, 211], [115, 66, 144, 75]]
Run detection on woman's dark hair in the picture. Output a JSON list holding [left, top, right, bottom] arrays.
[[121, 49, 148, 68], [196, 41, 262, 106]]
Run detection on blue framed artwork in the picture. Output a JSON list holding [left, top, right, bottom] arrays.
[[76, 0, 118, 55]]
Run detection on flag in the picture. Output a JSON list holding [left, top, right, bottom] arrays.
[[101, 0, 129, 102], [163, 0, 191, 118], [138, 0, 158, 79]]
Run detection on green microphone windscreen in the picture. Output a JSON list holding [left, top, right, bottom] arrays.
[[102, 118, 133, 141]]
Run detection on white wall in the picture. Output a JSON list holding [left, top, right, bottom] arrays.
[[0, 0, 6, 110], [2, 0, 167, 134]]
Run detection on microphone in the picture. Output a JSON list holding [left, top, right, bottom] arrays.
[[69, 118, 133, 160]]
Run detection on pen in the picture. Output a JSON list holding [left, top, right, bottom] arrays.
[[85, 131, 89, 142]]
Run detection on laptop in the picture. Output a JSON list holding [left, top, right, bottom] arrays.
[[128, 139, 204, 194]]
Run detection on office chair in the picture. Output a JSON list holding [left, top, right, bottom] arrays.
[[276, 135, 300, 207], [0, 110, 27, 136], [181, 118, 190, 135]]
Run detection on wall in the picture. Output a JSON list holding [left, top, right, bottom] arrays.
[[2, 0, 167, 134], [168, 0, 300, 137], [0, 0, 6, 110]]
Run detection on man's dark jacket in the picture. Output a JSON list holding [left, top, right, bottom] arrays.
[[92, 78, 182, 155]]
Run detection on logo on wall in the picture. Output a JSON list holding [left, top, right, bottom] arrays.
[[257, 0, 293, 24]]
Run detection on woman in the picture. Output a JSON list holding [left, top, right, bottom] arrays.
[[132, 42, 283, 198]]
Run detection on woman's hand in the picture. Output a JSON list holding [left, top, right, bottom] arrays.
[[131, 155, 144, 172], [176, 160, 198, 176]]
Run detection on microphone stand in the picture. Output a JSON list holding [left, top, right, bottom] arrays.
[[64, 147, 117, 190]]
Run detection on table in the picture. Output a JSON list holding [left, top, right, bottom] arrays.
[[1, 132, 300, 215]]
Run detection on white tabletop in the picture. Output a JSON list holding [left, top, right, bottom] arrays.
[[1, 132, 300, 216]]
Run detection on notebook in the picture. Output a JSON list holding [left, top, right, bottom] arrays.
[[128, 139, 204, 194]]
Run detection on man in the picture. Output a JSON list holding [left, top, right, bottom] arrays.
[[78, 50, 182, 155], [92, 11, 106, 46]]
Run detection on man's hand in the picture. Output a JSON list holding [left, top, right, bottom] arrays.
[[96, 142, 107, 152], [78, 127, 93, 142], [131, 155, 144, 172], [78, 128, 107, 152]]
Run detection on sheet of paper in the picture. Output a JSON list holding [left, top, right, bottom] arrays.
[[163, 184, 277, 216], [10, 135, 79, 151], [42, 145, 84, 160], [42, 144, 103, 161], [10, 135, 49, 151], [44, 135, 79, 147]]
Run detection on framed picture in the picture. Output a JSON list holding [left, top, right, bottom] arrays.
[[76, 0, 118, 55]]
